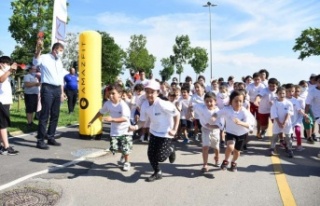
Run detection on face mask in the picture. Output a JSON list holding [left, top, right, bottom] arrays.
[[56, 50, 63, 59], [301, 87, 307, 92]]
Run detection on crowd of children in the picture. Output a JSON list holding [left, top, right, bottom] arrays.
[[94, 69, 320, 182]]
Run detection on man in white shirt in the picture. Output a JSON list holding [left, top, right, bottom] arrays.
[[33, 39, 67, 149]]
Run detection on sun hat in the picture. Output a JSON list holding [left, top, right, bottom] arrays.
[[144, 80, 160, 90]]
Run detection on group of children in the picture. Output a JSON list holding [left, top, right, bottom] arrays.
[[88, 69, 320, 182]]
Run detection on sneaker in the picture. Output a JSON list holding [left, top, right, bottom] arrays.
[[220, 141, 226, 148], [307, 137, 315, 144], [146, 171, 162, 182], [296, 146, 305, 151], [195, 133, 201, 141], [123, 162, 131, 171], [260, 130, 266, 139], [220, 160, 229, 170], [0, 145, 3, 154], [36, 141, 49, 150], [269, 149, 277, 156], [201, 166, 209, 173], [169, 146, 176, 163], [312, 134, 318, 142], [288, 150, 294, 158], [1, 146, 19, 155], [139, 136, 145, 142], [47, 139, 61, 146], [183, 138, 189, 144], [230, 162, 237, 172], [119, 155, 125, 164]]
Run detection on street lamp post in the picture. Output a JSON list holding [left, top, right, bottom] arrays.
[[203, 1, 217, 80]]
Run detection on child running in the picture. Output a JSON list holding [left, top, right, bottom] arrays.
[[214, 90, 255, 172], [193, 92, 221, 172], [88, 84, 133, 171], [269, 87, 294, 157]]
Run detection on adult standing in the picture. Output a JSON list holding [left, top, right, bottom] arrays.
[[23, 65, 41, 129], [131, 80, 180, 182], [33, 39, 67, 149], [64, 67, 78, 114], [0, 56, 19, 155]]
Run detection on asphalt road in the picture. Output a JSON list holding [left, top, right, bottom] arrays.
[[0, 124, 319, 206]]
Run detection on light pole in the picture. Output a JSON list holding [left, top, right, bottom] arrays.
[[203, 1, 217, 80]]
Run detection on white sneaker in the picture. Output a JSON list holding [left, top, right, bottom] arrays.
[[119, 155, 125, 164], [123, 162, 131, 171], [296, 146, 305, 151]]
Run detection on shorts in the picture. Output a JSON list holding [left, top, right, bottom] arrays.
[[109, 135, 133, 155], [0, 104, 11, 129], [193, 119, 202, 130], [201, 127, 220, 149], [24, 93, 38, 113], [134, 109, 140, 117], [302, 114, 314, 129], [180, 119, 193, 129], [225, 132, 247, 151], [250, 102, 259, 119], [258, 113, 270, 127]]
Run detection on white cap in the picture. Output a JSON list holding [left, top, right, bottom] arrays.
[[144, 80, 160, 90]]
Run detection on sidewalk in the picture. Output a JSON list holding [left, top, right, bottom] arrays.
[[0, 125, 319, 206]]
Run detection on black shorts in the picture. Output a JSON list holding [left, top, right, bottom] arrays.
[[0, 104, 11, 129], [180, 119, 193, 129], [24, 94, 38, 113], [225, 132, 247, 151]]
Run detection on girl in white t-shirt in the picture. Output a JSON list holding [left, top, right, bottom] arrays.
[[270, 87, 294, 157], [88, 84, 133, 171], [193, 92, 221, 172], [213, 90, 255, 172]]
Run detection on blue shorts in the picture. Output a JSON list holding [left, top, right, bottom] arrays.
[[180, 119, 193, 129]]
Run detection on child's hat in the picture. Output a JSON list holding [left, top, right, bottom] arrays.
[[145, 80, 160, 91]]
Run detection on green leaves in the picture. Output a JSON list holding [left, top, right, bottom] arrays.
[[189, 47, 208, 75], [125, 34, 156, 75], [293, 27, 320, 60]]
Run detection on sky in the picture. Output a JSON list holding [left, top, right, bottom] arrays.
[[1, 0, 320, 84]]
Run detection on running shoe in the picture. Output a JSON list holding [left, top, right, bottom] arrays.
[[123, 162, 131, 171], [146, 171, 162, 182], [230, 162, 237, 172], [1, 146, 19, 156], [288, 150, 294, 158], [220, 160, 229, 170], [296, 146, 305, 151]]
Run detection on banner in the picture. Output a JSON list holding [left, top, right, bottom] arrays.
[[51, 0, 67, 46]]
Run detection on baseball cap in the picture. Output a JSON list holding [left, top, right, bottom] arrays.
[[144, 80, 160, 90]]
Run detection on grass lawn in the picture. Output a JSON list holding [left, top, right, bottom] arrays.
[[8, 99, 79, 133]]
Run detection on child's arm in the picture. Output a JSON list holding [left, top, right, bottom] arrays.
[[233, 118, 250, 128], [103, 116, 127, 123], [282, 113, 291, 127], [88, 111, 103, 127], [204, 123, 219, 130], [274, 117, 284, 129], [254, 95, 261, 106]]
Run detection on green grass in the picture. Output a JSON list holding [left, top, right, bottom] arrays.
[[8, 100, 79, 133]]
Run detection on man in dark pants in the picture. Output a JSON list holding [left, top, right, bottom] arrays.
[[64, 67, 78, 114], [33, 40, 67, 150]]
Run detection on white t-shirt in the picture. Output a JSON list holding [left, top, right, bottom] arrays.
[[193, 104, 221, 135], [99, 100, 132, 136], [176, 96, 192, 120], [287, 97, 303, 126], [23, 74, 40, 94], [217, 106, 255, 136], [216, 92, 229, 110], [0, 67, 13, 105], [305, 86, 320, 118], [270, 99, 294, 134], [246, 83, 266, 103], [140, 98, 179, 138], [190, 93, 205, 119], [257, 88, 277, 114]]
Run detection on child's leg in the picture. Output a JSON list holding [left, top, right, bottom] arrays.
[[295, 125, 302, 146], [202, 146, 209, 168], [214, 148, 220, 164], [0, 129, 9, 148], [284, 134, 293, 150], [224, 140, 234, 161], [231, 149, 240, 163], [270, 134, 279, 150]]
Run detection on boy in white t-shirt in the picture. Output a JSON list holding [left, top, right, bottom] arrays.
[[88, 84, 133, 171], [270, 87, 294, 157]]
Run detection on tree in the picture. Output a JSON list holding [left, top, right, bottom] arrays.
[[293, 27, 320, 60], [125, 34, 156, 75], [172, 35, 192, 82], [99, 31, 126, 84], [189, 47, 208, 75], [62, 32, 79, 69], [159, 57, 174, 81], [0, 50, 3, 56]]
